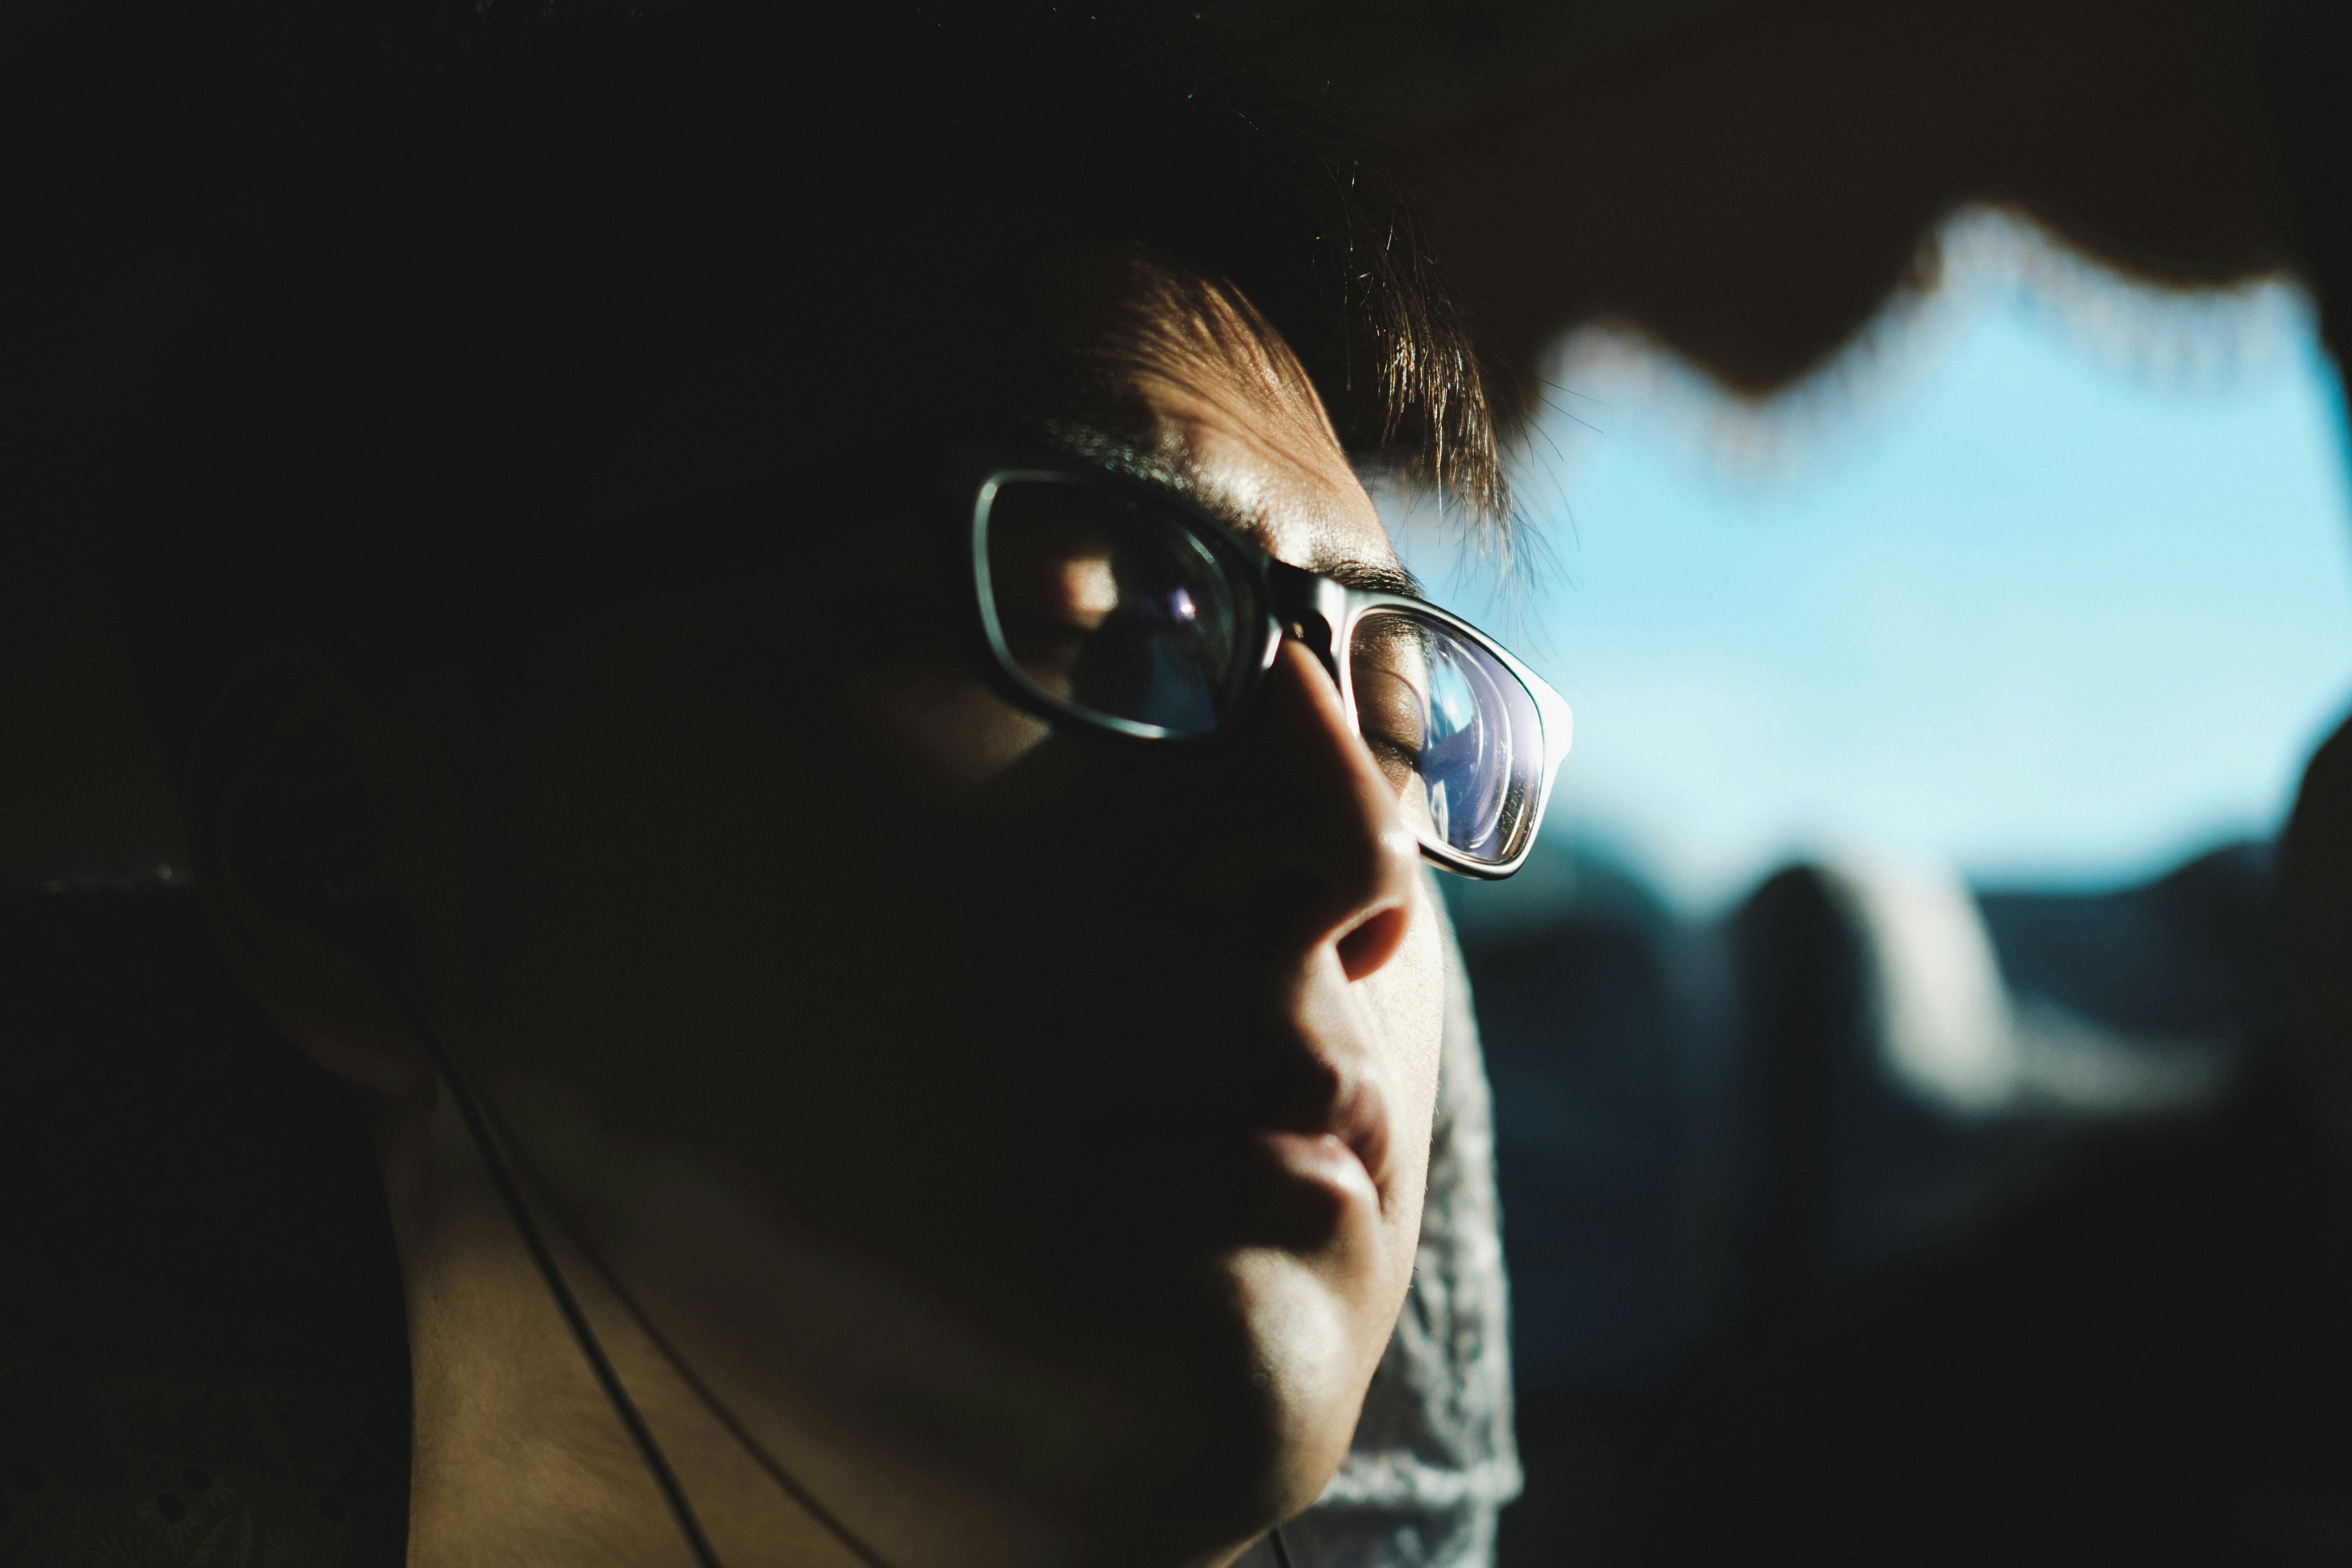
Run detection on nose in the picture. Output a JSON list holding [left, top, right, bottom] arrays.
[[1212, 637, 1421, 980]]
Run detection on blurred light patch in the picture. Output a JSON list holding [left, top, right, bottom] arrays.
[[1393, 209, 2352, 911]]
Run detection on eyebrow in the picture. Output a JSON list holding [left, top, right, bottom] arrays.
[[1041, 420, 1429, 603], [1322, 557, 1426, 600]]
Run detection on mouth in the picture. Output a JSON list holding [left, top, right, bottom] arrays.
[[1000, 995, 1403, 1262], [1309, 1072, 1392, 1196], [1234, 1074, 1392, 1247], [1242, 1130, 1376, 1243]]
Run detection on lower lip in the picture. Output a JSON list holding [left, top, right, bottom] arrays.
[[1243, 1130, 1379, 1241]]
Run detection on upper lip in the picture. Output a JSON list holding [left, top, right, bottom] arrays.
[[1279, 1065, 1392, 1199]]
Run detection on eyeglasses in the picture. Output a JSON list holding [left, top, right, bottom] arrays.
[[965, 463, 1573, 879]]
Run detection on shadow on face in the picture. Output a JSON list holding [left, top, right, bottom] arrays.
[[197, 254, 1449, 1562]]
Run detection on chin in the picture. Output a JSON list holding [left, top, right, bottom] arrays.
[[949, 1117, 1410, 1547], [1029, 1241, 1380, 1564], [1214, 1242, 1386, 1504]]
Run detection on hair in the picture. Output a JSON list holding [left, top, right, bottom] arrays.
[[58, 0, 1511, 802]]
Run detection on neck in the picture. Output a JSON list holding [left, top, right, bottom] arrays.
[[377, 1074, 1267, 1568], [381, 1083, 889, 1568]]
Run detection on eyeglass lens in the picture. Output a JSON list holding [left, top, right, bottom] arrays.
[[982, 477, 1546, 865], [1349, 610, 1544, 864], [982, 480, 1244, 737]]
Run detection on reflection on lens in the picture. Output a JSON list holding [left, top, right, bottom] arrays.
[[982, 479, 1242, 736], [1350, 610, 1544, 865]]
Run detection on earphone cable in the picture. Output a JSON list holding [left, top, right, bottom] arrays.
[[377, 967, 727, 1568], [467, 1085, 897, 1568], [370, 921, 1301, 1568]]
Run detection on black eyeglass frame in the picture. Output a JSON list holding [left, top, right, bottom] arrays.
[[962, 459, 1574, 880]]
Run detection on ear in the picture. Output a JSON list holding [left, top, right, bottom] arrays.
[[190, 653, 454, 1104]]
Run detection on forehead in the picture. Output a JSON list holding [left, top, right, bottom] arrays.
[[1047, 263, 1405, 587]]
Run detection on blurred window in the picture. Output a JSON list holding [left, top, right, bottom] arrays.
[[1397, 209, 2352, 909]]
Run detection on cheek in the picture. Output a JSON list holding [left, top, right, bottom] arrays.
[[1359, 876, 1450, 1187], [472, 662, 1010, 1191], [851, 653, 1051, 793]]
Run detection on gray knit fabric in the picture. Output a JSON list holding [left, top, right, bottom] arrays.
[[1241, 889, 1521, 1567]]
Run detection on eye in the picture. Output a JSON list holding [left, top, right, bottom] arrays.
[[1002, 531, 1122, 632], [987, 513, 1122, 682], [1350, 630, 1432, 795]]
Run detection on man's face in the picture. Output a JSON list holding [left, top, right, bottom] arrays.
[[443, 272, 1448, 1559]]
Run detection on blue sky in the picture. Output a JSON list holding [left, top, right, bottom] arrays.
[[1390, 216, 2352, 912]]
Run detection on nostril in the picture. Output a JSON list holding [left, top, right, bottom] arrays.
[[1334, 900, 1410, 981]]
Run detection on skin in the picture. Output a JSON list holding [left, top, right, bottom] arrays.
[[196, 261, 1449, 1568]]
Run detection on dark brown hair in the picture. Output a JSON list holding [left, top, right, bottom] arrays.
[[75, 0, 1509, 786]]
